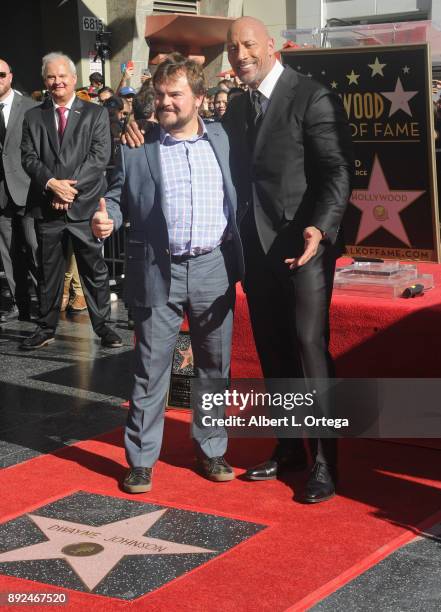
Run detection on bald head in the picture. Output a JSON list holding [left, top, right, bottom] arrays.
[[227, 17, 275, 89], [228, 17, 271, 42], [0, 59, 13, 100]]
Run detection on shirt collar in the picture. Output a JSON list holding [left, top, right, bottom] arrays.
[[250, 59, 284, 101], [160, 115, 208, 145], [0, 88, 15, 107], [53, 93, 77, 111]]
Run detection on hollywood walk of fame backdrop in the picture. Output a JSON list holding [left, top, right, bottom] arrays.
[[0, 491, 265, 600], [282, 44, 440, 262]]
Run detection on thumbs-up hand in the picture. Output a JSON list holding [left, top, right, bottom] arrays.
[[92, 198, 114, 239]]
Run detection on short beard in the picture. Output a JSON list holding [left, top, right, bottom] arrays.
[[0, 84, 11, 98], [158, 106, 196, 132]]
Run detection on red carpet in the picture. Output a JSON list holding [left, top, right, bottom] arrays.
[[1, 410, 441, 610], [227, 260, 441, 379]]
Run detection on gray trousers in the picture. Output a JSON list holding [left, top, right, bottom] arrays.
[[125, 243, 236, 468]]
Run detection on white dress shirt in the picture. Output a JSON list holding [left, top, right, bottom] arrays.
[[249, 59, 284, 114], [0, 88, 16, 127]]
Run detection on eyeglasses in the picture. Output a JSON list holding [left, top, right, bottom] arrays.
[[0, 72, 11, 79]]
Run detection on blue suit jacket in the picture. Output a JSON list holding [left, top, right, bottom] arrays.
[[105, 122, 244, 308]]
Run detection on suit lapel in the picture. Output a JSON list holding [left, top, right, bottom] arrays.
[[41, 98, 60, 154], [253, 67, 298, 160], [235, 94, 252, 155], [143, 124, 166, 207], [4, 92, 21, 148], [207, 124, 237, 212]]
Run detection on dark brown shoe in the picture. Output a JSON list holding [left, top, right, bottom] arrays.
[[199, 456, 235, 482], [122, 467, 152, 493], [68, 295, 87, 312]]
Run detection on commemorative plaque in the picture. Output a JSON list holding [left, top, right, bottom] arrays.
[[168, 330, 195, 409]]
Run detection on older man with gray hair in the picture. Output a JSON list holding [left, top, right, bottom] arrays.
[[20, 51, 121, 349]]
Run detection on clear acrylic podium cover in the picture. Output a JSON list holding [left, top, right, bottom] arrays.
[[282, 21, 441, 62], [334, 262, 433, 299]]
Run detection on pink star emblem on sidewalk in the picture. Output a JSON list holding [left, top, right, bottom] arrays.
[[0, 511, 215, 591]]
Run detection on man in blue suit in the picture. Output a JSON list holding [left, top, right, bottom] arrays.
[[92, 53, 244, 494]]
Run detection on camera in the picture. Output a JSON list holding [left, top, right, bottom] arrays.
[[94, 25, 111, 61]]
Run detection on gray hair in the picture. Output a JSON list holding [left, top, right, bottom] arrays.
[[42, 52, 76, 79]]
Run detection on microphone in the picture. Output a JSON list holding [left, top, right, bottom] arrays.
[[402, 284, 425, 298]]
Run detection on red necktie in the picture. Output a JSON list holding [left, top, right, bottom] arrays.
[[56, 106, 68, 143]]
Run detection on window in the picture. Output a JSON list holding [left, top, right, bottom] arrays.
[[153, 0, 199, 14]]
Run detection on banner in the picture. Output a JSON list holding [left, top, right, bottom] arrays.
[[282, 44, 440, 262]]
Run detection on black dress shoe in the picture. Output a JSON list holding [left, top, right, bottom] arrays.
[[20, 328, 55, 350], [303, 462, 336, 504], [100, 328, 123, 348], [245, 446, 308, 481], [123, 467, 152, 493], [0, 305, 19, 323], [199, 456, 235, 482]]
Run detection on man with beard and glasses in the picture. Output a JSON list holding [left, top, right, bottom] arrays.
[[91, 53, 244, 494]]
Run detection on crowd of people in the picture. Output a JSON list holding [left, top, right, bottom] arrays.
[[0, 53, 246, 320], [0, 57, 249, 325], [0, 16, 354, 503]]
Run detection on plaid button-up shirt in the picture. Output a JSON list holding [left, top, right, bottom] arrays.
[[159, 120, 229, 257]]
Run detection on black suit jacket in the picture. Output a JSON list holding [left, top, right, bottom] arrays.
[[21, 96, 111, 221], [223, 66, 354, 252]]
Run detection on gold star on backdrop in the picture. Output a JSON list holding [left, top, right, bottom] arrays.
[[368, 57, 386, 77], [346, 70, 360, 85]]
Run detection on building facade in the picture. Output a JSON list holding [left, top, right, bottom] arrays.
[[3, 0, 441, 93]]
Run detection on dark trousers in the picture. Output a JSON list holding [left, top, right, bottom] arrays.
[[241, 211, 337, 467], [0, 188, 38, 311], [35, 217, 111, 335]]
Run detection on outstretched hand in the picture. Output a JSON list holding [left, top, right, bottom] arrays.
[[91, 198, 114, 239], [284, 226, 323, 269]]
